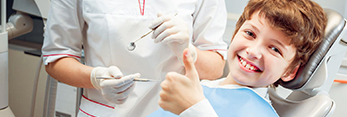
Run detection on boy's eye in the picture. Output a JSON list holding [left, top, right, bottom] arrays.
[[271, 46, 282, 55], [245, 31, 255, 38]]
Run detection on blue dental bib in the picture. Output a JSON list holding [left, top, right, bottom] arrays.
[[148, 85, 279, 117]]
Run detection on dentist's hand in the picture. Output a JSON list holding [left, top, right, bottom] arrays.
[[90, 66, 140, 104], [149, 12, 197, 64], [159, 49, 205, 115]]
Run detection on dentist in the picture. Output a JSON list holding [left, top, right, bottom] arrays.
[[42, 0, 228, 116]]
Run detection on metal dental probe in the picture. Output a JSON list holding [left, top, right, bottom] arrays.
[[96, 76, 157, 82]]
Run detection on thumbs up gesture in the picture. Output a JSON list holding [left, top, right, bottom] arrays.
[[159, 48, 205, 115]]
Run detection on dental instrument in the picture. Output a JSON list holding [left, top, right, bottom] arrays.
[[96, 76, 157, 82], [127, 30, 154, 51], [127, 13, 178, 51]]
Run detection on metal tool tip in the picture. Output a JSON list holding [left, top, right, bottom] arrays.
[[127, 42, 136, 51]]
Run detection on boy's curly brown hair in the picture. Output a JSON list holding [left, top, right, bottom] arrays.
[[232, 0, 327, 86]]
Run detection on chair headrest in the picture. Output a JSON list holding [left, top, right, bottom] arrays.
[[278, 8, 346, 89]]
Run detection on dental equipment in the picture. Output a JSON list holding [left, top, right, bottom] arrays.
[[127, 13, 178, 51], [96, 76, 157, 82], [127, 29, 154, 51], [0, 0, 14, 116]]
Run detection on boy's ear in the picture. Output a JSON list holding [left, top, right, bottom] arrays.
[[281, 65, 300, 82]]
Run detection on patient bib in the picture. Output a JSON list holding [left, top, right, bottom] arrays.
[[148, 85, 279, 117]]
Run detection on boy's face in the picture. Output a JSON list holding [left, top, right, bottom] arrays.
[[227, 11, 297, 87]]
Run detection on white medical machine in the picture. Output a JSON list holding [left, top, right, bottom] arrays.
[[0, 0, 49, 116], [0, 0, 14, 116]]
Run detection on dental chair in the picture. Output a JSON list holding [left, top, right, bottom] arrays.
[[268, 8, 347, 117]]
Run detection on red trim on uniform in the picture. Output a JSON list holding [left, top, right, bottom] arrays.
[[43, 54, 81, 58], [82, 95, 115, 109], [207, 49, 227, 51], [79, 108, 97, 117], [138, 0, 145, 15]]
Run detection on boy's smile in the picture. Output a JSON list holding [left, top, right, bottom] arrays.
[[238, 55, 262, 72], [222, 11, 297, 87]]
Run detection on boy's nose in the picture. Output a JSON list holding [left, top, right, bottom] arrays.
[[246, 45, 262, 60]]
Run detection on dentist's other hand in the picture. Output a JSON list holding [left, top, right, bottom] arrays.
[[149, 12, 197, 63], [159, 49, 205, 115], [90, 66, 140, 104]]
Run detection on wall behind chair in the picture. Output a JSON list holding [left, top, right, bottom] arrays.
[[313, 0, 347, 18], [223, 0, 248, 44]]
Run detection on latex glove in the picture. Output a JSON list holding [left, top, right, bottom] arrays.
[[90, 66, 140, 104], [149, 12, 197, 63], [159, 48, 205, 115]]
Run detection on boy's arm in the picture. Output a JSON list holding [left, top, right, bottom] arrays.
[[179, 99, 218, 117]]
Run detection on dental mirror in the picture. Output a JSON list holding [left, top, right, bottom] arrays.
[[127, 42, 136, 51], [127, 13, 177, 51], [127, 30, 154, 51]]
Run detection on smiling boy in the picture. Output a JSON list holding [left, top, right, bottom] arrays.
[[224, 10, 298, 87], [152, 0, 327, 116]]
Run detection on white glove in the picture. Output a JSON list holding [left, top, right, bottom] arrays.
[[90, 66, 140, 104], [149, 12, 197, 63]]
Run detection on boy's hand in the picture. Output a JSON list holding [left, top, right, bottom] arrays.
[[159, 48, 205, 115]]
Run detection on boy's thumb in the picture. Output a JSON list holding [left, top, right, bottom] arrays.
[[183, 49, 199, 80]]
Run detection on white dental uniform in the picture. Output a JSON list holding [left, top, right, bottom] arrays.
[[42, 0, 227, 116]]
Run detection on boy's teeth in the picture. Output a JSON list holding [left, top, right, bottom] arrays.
[[242, 61, 247, 66], [246, 64, 250, 69], [240, 57, 258, 71]]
